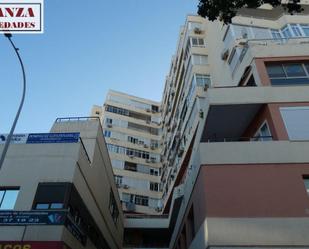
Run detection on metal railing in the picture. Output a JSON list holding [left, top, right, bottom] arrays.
[[125, 213, 169, 219], [55, 116, 100, 123], [206, 135, 273, 142]]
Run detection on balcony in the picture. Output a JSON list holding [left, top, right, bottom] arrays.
[[198, 140, 309, 165], [228, 36, 309, 81], [200, 86, 309, 142]]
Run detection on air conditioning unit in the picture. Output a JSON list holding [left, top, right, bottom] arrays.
[[123, 185, 130, 189], [129, 155, 135, 159], [146, 159, 151, 163], [204, 84, 209, 91], [194, 27, 202, 34], [144, 144, 149, 148], [221, 48, 229, 61], [150, 145, 156, 150], [151, 158, 156, 163], [146, 108, 151, 112], [107, 124, 112, 128]]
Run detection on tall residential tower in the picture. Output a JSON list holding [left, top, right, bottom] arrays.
[[91, 90, 163, 214]]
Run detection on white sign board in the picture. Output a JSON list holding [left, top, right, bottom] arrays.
[[0, 0, 44, 33]]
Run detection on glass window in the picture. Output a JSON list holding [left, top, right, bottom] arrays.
[[106, 118, 112, 124], [281, 26, 292, 38], [291, 24, 302, 37], [0, 191, 4, 204], [188, 22, 202, 30], [266, 65, 286, 78], [271, 29, 282, 39], [35, 203, 49, 209], [135, 195, 149, 206], [301, 25, 309, 36], [122, 193, 131, 202], [0, 189, 19, 210], [284, 64, 306, 77], [104, 130, 111, 138], [267, 63, 309, 85], [191, 37, 205, 47], [254, 122, 272, 141], [304, 179, 309, 195], [192, 54, 208, 65], [195, 74, 211, 87], [150, 182, 159, 192], [305, 63, 309, 73], [50, 203, 64, 209], [115, 175, 123, 185], [109, 190, 119, 223]]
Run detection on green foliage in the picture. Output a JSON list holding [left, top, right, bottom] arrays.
[[197, 0, 304, 23]]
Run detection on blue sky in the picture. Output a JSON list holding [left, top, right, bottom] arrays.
[[0, 0, 198, 133]]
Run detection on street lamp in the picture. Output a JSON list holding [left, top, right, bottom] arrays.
[[0, 33, 27, 170]]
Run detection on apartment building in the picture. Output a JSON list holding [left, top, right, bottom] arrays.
[[124, 5, 309, 249], [91, 90, 163, 214], [0, 118, 123, 249], [165, 5, 309, 249]]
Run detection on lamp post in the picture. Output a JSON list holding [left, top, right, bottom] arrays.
[[0, 33, 26, 170]]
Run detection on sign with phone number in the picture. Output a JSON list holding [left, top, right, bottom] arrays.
[[0, 242, 70, 249]]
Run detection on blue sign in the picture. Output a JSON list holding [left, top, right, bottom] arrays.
[[0, 211, 67, 225], [26, 133, 80, 144]]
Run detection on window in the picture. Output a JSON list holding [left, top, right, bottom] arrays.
[[109, 190, 119, 223], [191, 37, 205, 47], [106, 105, 129, 116], [253, 122, 272, 141], [267, 64, 286, 78], [35, 203, 64, 210], [195, 74, 211, 87], [150, 168, 159, 176], [301, 24, 309, 36], [192, 54, 208, 65], [151, 105, 159, 112], [104, 130, 111, 138], [266, 63, 309, 85], [135, 195, 149, 206], [124, 161, 137, 172], [114, 175, 123, 186], [32, 183, 70, 210], [122, 193, 131, 203], [106, 118, 113, 124], [0, 189, 19, 210], [280, 107, 309, 140], [285, 64, 306, 77], [303, 178, 309, 195], [281, 25, 292, 38], [290, 24, 302, 37], [188, 21, 202, 31], [150, 182, 159, 192], [128, 136, 138, 144], [271, 29, 282, 39]]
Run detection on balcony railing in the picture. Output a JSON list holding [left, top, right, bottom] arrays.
[[205, 135, 273, 142]]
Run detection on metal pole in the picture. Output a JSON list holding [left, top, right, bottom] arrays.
[[0, 34, 26, 170]]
